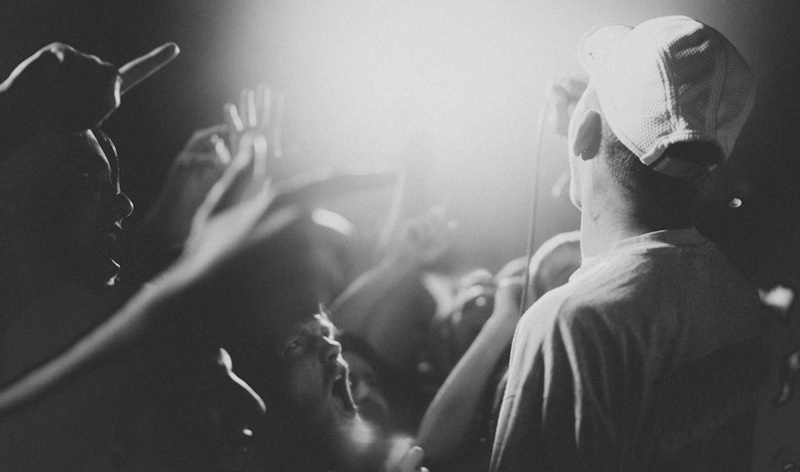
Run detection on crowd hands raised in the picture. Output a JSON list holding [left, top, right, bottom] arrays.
[[0, 41, 582, 472], [2, 15, 777, 472]]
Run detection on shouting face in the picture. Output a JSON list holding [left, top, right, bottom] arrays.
[[279, 313, 356, 421], [268, 310, 365, 469]]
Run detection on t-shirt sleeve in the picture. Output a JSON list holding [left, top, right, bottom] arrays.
[[490, 294, 629, 472]]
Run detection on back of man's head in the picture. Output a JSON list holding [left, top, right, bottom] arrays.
[[601, 122, 719, 227], [579, 16, 755, 206]]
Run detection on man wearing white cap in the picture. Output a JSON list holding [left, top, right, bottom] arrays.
[[490, 16, 763, 471]]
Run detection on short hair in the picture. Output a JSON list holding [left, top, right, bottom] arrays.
[[600, 116, 720, 228]]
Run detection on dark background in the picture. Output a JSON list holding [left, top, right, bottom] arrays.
[[1, 0, 798, 291]]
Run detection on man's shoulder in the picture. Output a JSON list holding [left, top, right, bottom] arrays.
[[569, 236, 756, 308], [519, 283, 575, 329], [515, 282, 602, 348], [520, 256, 638, 325], [515, 236, 761, 356]]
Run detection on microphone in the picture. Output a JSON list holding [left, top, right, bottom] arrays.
[[545, 77, 587, 137]]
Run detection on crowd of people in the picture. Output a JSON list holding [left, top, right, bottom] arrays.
[[0, 14, 792, 472]]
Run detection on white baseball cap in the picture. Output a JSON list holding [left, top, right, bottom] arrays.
[[578, 15, 756, 182]]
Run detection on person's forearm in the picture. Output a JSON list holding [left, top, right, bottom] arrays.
[[0, 262, 192, 417], [416, 315, 516, 462], [123, 209, 186, 285], [329, 254, 422, 335]]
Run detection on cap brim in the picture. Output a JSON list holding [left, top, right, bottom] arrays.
[[578, 24, 632, 75], [119, 42, 180, 95]]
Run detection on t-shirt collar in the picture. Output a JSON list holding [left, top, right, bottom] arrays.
[[570, 227, 708, 282]]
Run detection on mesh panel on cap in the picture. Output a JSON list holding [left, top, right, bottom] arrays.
[[664, 21, 719, 138], [597, 31, 673, 161], [714, 34, 756, 157], [592, 15, 755, 170]]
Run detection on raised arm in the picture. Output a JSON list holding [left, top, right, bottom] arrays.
[[0, 125, 282, 416], [415, 276, 522, 463], [130, 85, 281, 282], [329, 207, 454, 365]]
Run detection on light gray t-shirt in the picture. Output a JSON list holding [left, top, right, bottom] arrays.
[[490, 228, 764, 472]]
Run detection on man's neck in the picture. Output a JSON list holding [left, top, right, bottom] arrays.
[[578, 191, 658, 259]]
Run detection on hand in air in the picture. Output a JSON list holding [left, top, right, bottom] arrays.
[[143, 84, 283, 250], [224, 84, 285, 179], [385, 445, 429, 472], [0, 42, 178, 135], [144, 125, 232, 249], [492, 275, 524, 329], [178, 130, 291, 278], [395, 206, 457, 267], [546, 77, 588, 137]]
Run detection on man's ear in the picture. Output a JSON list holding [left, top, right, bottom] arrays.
[[569, 109, 602, 160]]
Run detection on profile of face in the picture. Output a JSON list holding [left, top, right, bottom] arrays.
[[270, 310, 362, 469], [3, 129, 133, 286]]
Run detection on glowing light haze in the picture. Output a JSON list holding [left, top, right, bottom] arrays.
[[215, 0, 778, 270]]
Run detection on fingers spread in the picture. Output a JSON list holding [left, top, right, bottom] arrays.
[[256, 84, 272, 127], [398, 446, 426, 472], [182, 124, 229, 154], [244, 88, 257, 128], [197, 132, 271, 221], [224, 102, 244, 135]]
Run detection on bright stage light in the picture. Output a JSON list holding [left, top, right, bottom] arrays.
[[223, 2, 584, 265], [222, 0, 763, 269]]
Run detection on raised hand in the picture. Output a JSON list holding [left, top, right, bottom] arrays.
[[385, 443, 429, 472], [0, 130, 379, 417], [224, 84, 285, 178], [138, 84, 279, 262], [546, 77, 588, 137], [142, 125, 232, 251], [178, 131, 284, 277], [395, 206, 457, 267]]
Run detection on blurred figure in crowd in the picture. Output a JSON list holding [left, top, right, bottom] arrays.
[[340, 332, 394, 432], [417, 231, 580, 471], [0, 42, 274, 471], [201, 209, 428, 472], [329, 206, 455, 433]]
